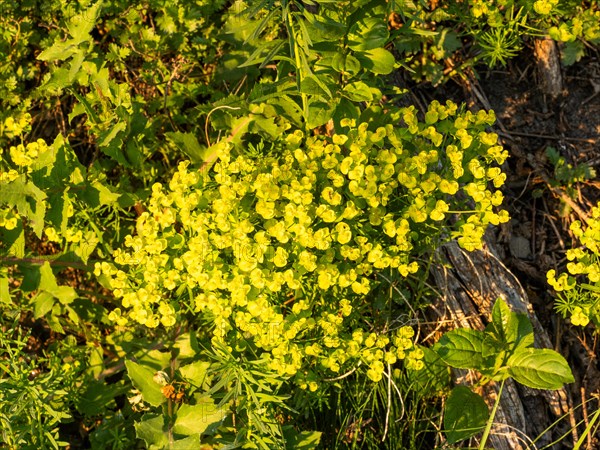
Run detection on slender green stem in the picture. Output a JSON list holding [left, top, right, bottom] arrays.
[[479, 379, 505, 450]]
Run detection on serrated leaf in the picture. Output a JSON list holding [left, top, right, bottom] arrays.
[[134, 414, 168, 449], [486, 299, 534, 356], [173, 399, 227, 436], [434, 328, 485, 370], [507, 348, 574, 390], [125, 360, 166, 407], [444, 386, 489, 444], [356, 47, 395, 75], [67, 1, 102, 44], [38, 43, 79, 62]]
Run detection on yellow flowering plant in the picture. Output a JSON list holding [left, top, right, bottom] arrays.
[[96, 99, 509, 442], [548, 202, 600, 329]]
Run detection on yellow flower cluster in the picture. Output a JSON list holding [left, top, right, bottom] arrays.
[[533, 0, 558, 16], [547, 203, 600, 327], [1, 113, 31, 139], [98, 101, 508, 383]]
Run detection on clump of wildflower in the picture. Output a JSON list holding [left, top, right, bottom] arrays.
[[547, 202, 600, 328], [98, 101, 509, 383]]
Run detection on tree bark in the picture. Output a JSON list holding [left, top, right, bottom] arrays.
[[534, 37, 564, 99]]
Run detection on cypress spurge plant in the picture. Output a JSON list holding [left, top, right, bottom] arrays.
[[434, 298, 574, 447]]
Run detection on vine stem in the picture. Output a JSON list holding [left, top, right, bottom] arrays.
[[479, 378, 505, 450]]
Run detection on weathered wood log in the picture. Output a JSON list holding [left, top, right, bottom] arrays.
[[430, 237, 572, 449], [534, 37, 564, 99]]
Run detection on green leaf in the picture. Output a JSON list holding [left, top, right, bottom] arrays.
[[406, 346, 451, 396], [179, 361, 211, 391], [331, 53, 361, 77], [38, 261, 59, 292], [125, 360, 166, 407], [348, 17, 389, 51], [77, 379, 122, 416], [307, 100, 336, 129], [33, 292, 55, 319], [171, 435, 201, 449], [562, 40, 585, 66], [486, 299, 534, 356], [75, 230, 99, 265], [52, 285, 78, 305], [507, 348, 574, 390], [356, 48, 395, 75], [342, 81, 373, 102], [0, 278, 10, 305], [134, 414, 168, 449], [173, 399, 227, 436], [434, 328, 485, 370], [283, 426, 322, 449], [166, 132, 208, 164], [67, 1, 102, 44], [300, 74, 332, 99], [444, 386, 489, 444]]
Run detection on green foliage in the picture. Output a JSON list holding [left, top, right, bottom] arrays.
[[0, 0, 589, 448], [434, 298, 574, 446]]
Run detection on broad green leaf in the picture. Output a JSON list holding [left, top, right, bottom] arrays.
[[507, 348, 574, 390], [166, 132, 207, 164], [283, 426, 322, 449], [67, 1, 102, 44], [75, 230, 99, 265], [171, 435, 201, 449], [356, 47, 395, 74], [343, 81, 373, 102], [134, 414, 168, 449], [52, 285, 78, 305], [348, 17, 389, 51], [488, 298, 534, 353], [307, 100, 336, 129], [434, 328, 485, 370], [331, 53, 361, 77], [135, 349, 172, 372], [38, 261, 59, 292], [179, 361, 211, 390], [406, 346, 451, 396], [173, 399, 227, 436], [300, 74, 332, 99], [490, 298, 515, 344], [33, 292, 55, 319], [125, 360, 166, 407], [562, 40, 585, 66], [444, 386, 489, 444], [38, 43, 79, 62]]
